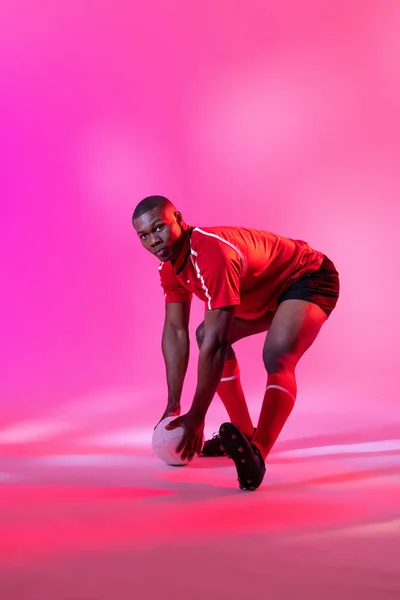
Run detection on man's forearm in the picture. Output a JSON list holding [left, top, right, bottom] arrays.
[[162, 323, 190, 409], [189, 341, 228, 421]]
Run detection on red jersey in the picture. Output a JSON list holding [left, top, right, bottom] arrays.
[[159, 226, 324, 320]]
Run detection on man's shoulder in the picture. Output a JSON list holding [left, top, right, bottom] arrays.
[[191, 225, 245, 247], [192, 225, 241, 236], [191, 226, 237, 255], [191, 225, 270, 253], [190, 227, 251, 273]]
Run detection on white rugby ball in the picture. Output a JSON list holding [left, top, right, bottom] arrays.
[[151, 416, 204, 466]]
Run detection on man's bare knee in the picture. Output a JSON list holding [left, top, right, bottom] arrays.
[[196, 322, 205, 348], [263, 348, 296, 375], [196, 321, 235, 359]]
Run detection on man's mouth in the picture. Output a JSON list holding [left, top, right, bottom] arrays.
[[155, 247, 168, 258]]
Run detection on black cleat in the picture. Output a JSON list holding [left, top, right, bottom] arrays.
[[202, 427, 255, 457], [219, 423, 266, 490], [201, 432, 226, 456]]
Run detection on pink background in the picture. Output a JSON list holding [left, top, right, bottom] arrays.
[[2, 0, 399, 453]]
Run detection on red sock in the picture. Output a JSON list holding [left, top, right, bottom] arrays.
[[216, 357, 254, 438], [252, 372, 297, 459]]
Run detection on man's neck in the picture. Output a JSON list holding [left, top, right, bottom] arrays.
[[171, 224, 192, 269]]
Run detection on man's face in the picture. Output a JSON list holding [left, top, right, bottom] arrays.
[[133, 206, 184, 262]]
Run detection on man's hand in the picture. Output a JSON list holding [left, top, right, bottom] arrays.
[[165, 412, 205, 461], [154, 405, 181, 430]]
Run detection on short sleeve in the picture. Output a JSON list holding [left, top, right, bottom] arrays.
[[159, 262, 192, 303], [193, 236, 241, 310]]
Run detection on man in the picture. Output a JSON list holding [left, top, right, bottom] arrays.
[[132, 195, 340, 491]]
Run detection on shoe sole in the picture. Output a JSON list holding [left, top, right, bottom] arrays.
[[219, 423, 265, 491]]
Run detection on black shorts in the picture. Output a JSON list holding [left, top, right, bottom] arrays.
[[278, 255, 340, 317]]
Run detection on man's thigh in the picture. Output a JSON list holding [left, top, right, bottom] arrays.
[[229, 311, 275, 345], [263, 299, 327, 366]]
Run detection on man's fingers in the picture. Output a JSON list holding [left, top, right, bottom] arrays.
[[181, 436, 195, 461], [176, 431, 188, 454], [196, 435, 203, 455], [185, 435, 200, 462], [181, 434, 203, 461], [165, 417, 181, 431], [187, 437, 199, 461], [167, 417, 204, 461], [183, 445, 194, 462]]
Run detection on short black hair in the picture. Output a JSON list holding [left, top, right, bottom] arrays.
[[132, 195, 174, 221]]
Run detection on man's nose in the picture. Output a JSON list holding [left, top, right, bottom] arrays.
[[150, 235, 162, 247]]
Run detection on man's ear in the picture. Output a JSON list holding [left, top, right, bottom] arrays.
[[175, 211, 183, 225]]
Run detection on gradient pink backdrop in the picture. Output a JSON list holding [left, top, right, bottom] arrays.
[[2, 0, 399, 453]]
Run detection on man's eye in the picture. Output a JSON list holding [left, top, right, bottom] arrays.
[[156, 225, 164, 232], [141, 234, 148, 240]]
